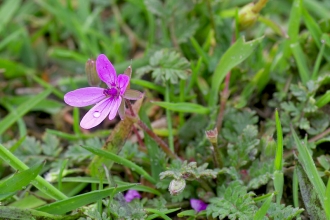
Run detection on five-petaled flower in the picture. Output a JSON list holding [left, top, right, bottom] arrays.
[[64, 54, 143, 129], [124, 189, 141, 202], [190, 199, 208, 212]]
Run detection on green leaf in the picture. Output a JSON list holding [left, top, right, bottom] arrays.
[[152, 101, 210, 114], [0, 0, 22, 33], [0, 144, 67, 200], [274, 109, 283, 171], [227, 125, 259, 168], [0, 206, 79, 220], [247, 160, 273, 190], [325, 178, 330, 219], [208, 36, 264, 107], [36, 184, 136, 214], [292, 128, 326, 209], [0, 163, 43, 198], [0, 88, 53, 135], [295, 163, 325, 219], [139, 107, 164, 181], [61, 177, 161, 196], [207, 181, 257, 220], [137, 49, 190, 84], [266, 202, 304, 220], [82, 145, 156, 184], [290, 42, 310, 84], [316, 90, 330, 108], [253, 193, 274, 220]]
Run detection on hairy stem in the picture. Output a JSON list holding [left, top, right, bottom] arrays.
[[125, 100, 180, 160]]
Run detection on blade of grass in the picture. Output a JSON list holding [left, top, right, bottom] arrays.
[[139, 107, 163, 181], [274, 109, 284, 204], [316, 91, 330, 108], [36, 184, 136, 214], [190, 37, 209, 66], [253, 193, 274, 220], [151, 101, 210, 114], [302, 7, 330, 62], [290, 42, 310, 84], [0, 163, 43, 197], [62, 177, 161, 195], [325, 178, 330, 219], [208, 36, 263, 107], [165, 83, 174, 152], [292, 128, 326, 209], [82, 145, 156, 184], [0, 144, 67, 200], [0, 206, 79, 220], [293, 168, 299, 207], [145, 208, 173, 220], [0, 0, 22, 33], [0, 88, 53, 135], [311, 42, 326, 80], [146, 208, 181, 220]]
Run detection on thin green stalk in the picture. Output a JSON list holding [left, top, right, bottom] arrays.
[[186, 58, 202, 95], [98, 176, 103, 215], [0, 144, 67, 200], [311, 41, 325, 80], [73, 107, 81, 135], [58, 159, 68, 191], [293, 168, 299, 207], [179, 79, 185, 127], [274, 109, 284, 204], [165, 83, 174, 152]]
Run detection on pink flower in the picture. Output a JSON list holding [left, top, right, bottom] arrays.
[[190, 199, 208, 212], [64, 54, 143, 129], [124, 189, 141, 202]]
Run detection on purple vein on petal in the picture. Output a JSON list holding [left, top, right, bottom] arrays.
[[96, 54, 117, 87], [64, 87, 106, 107], [80, 98, 113, 129]]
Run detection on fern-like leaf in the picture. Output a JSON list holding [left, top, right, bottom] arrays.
[[207, 181, 257, 219]]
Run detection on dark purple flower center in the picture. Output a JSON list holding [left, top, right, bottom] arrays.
[[103, 87, 119, 97]]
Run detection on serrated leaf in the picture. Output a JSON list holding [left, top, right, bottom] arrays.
[[138, 49, 190, 84], [207, 181, 257, 220], [267, 202, 304, 220], [248, 160, 273, 190], [41, 133, 61, 156], [227, 125, 259, 168]]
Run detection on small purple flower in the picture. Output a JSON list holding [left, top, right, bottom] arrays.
[[64, 54, 143, 129], [190, 199, 208, 212], [124, 189, 141, 202]]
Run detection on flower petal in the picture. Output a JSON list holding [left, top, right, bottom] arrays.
[[118, 99, 125, 120], [96, 54, 117, 87], [109, 96, 122, 120], [117, 74, 130, 95], [124, 189, 141, 202], [64, 87, 106, 107], [80, 98, 113, 129], [190, 199, 208, 212], [123, 89, 144, 100]]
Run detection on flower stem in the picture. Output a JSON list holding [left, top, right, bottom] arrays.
[[216, 33, 236, 131], [0, 143, 67, 200], [125, 100, 180, 160], [165, 83, 175, 152]]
